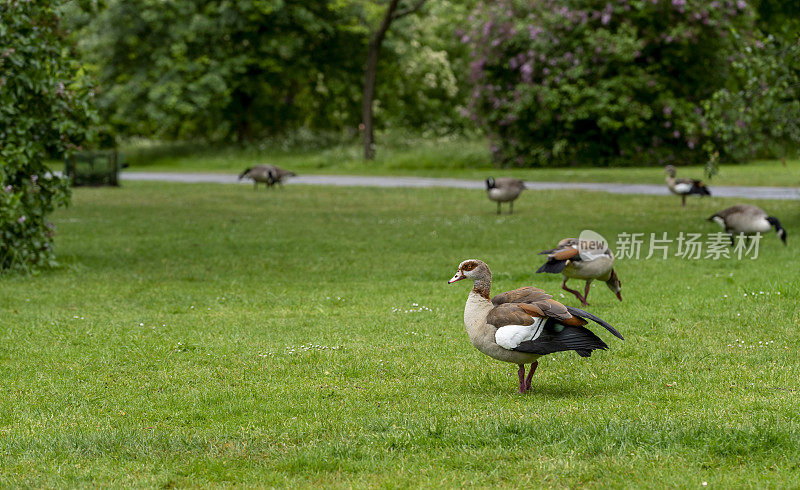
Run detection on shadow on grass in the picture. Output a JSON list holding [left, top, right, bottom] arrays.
[[463, 375, 624, 399]]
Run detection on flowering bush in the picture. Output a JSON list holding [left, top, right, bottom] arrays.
[[0, 2, 97, 272], [464, 0, 757, 167]]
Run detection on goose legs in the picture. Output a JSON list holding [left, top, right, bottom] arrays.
[[517, 361, 540, 393], [525, 361, 538, 391], [496, 202, 501, 215], [582, 279, 593, 306], [561, 278, 588, 306], [681, 194, 686, 206]]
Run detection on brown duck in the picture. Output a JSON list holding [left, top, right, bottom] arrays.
[[664, 165, 710, 206], [239, 164, 296, 190], [536, 238, 622, 306], [449, 259, 623, 393]]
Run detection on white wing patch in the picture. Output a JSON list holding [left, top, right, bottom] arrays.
[[495, 317, 546, 350], [673, 182, 693, 194]]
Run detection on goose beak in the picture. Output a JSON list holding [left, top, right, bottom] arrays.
[[448, 271, 466, 284], [616, 292, 623, 302]]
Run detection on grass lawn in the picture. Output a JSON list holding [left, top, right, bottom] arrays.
[[119, 137, 800, 187], [1, 181, 799, 486]]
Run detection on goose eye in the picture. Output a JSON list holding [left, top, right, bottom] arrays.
[[463, 263, 476, 271]]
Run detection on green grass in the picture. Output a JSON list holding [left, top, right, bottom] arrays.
[[1, 182, 799, 486], [119, 136, 800, 187]]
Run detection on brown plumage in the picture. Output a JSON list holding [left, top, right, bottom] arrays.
[[536, 238, 622, 306], [709, 204, 787, 245], [664, 165, 711, 206], [485, 177, 526, 214], [449, 259, 623, 393], [238, 164, 296, 190]]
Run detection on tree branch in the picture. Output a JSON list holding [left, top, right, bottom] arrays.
[[391, 0, 427, 20]]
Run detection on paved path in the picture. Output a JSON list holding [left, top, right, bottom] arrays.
[[121, 171, 800, 200]]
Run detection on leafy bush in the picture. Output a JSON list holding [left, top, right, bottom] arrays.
[[464, 0, 757, 167], [702, 34, 800, 163], [72, 0, 366, 141], [68, 0, 475, 142], [0, 1, 96, 272]]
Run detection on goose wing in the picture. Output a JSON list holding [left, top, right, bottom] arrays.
[[486, 301, 614, 357]]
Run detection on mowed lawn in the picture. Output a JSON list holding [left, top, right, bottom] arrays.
[[1, 182, 799, 487]]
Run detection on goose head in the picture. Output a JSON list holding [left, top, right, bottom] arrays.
[[766, 216, 788, 245], [664, 165, 676, 177], [605, 269, 623, 301], [485, 178, 496, 190], [448, 259, 491, 284]]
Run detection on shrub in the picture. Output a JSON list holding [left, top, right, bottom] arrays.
[[464, 0, 757, 167], [0, 1, 97, 273], [702, 34, 800, 163]]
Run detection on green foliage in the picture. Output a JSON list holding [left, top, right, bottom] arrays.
[[375, 1, 477, 134], [702, 35, 800, 162], [465, 0, 761, 167], [68, 0, 475, 142], [74, 0, 366, 141], [0, 0, 97, 273]]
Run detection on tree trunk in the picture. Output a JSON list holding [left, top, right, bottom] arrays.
[[362, 0, 401, 160]]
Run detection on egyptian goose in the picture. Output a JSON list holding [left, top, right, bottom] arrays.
[[486, 177, 526, 214], [664, 165, 710, 206], [537, 238, 622, 306], [709, 204, 787, 245], [448, 259, 623, 393], [239, 164, 296, 190]]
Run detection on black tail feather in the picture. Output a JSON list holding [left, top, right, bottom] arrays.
[[690, 182, 711, 196], [516, 323, 608, 357], [566, 305, 624, 340], [536, 259, 567, 274]]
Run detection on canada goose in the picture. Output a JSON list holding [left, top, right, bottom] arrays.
[[238, 164, 296, 190], [449, 259, 623, 393], [664, 165, 710, 206], [536, 238, 622, 306], [486, 177, 525, 214], [709, 204, 787, 245]]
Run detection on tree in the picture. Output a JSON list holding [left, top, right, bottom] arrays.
[[75, 0, 366, 141], [702, 34, 800, 164], [465, 0, 759, 167], [361, 0, 427, 160], [0, 1, 97, 272]]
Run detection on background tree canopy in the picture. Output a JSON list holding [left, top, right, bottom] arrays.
[[463, 0, 800, 167], [54, 0, 800, 164], [70, 0, 473, 142]]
